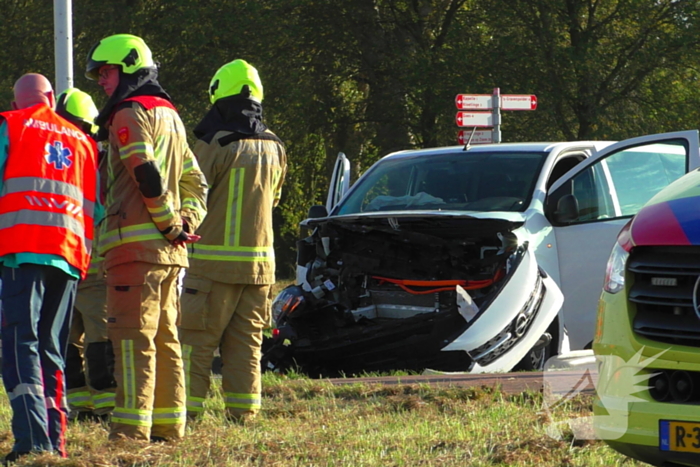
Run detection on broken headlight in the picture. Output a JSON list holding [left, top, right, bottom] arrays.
[[271, 285, 308, 325]]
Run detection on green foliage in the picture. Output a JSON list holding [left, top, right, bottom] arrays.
[[1, 0, 700, 278]]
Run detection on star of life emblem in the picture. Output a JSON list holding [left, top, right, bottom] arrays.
[[45, 141, 72, 170]]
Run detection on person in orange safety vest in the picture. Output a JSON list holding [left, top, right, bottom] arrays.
[[0, 73, 99, 463]]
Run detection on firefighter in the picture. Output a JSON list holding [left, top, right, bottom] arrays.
[[55, 88, 116, 422], [0, 73, 98, 462], [179, 59, 287, 423], [85, 34, 208, 441]]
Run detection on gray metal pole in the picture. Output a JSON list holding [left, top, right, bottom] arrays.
[[492, 87, 501, 143], [53, 0, 73, 94]]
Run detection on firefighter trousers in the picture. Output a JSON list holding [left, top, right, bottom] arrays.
[[0, 264, 77, 456], [66, 282, 116, 416], [179, 275, 270, 421], [106, 262, 186, 440]]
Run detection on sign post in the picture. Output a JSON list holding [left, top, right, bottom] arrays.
[[54, 0, 73, 94], [454, 90, 537, 144], [493, 87, 501, 144]]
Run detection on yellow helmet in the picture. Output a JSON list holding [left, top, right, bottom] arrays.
[[209, 59, 263, 104], [56, 88, 99, 135], [85, 34, 155, 80]]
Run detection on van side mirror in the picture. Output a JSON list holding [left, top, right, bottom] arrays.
[[307, 205, 329, 219], [553, 194, 579, 224]]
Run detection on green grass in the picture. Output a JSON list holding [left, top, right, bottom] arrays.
[[0, 374, 646, 466]]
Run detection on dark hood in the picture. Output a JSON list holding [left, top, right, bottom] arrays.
[[94, 67, 171, 141], [193, 94, 267, 144]]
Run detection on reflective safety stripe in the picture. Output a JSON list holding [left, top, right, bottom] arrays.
[[45, 396, 68, 410], [112, 407, 152, 427], [92, 392, 115, 409], [0, 210, 86, 244], [4, 177, 94, 217], [101, 223, 164, 251], [187, 397, 204, 412], [121, 340, 136, 409], [87, 256, 104, 275], [119, 142, 154, 160], [189, 244, 274, 263], [8, 383, 43, 400], [186, 397, 205, 413], [152, 407, 187, 425], [224, 392, 261, 410], [146, 204, 174, 223], [182, 345, 193, 399], [68, 391, 92, 408], [182, 197, 205, 219], [225, 168, 245, 246], [183, 157, 200, 174]]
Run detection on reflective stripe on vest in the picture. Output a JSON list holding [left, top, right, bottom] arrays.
[[0, 104, 96, 276], [152, 407, 187, 425], [0, 209, 86, 243], [101, 223, 164, 252], [3, 177, 94, 217], [112, 407, 152, 427], [224, 392, 261, 410]]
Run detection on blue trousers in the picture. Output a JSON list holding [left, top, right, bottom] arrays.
[[1, 264, 77, 455]]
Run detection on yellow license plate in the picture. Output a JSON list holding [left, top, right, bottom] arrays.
[[660, 420, 700, 453]]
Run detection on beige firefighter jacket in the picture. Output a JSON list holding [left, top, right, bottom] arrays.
[[99, 101, 208, 270], [187, 130, 286, 284]]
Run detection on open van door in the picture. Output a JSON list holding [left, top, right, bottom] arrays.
[[325, 152, 351, 213], [545, 130, 700, 351]]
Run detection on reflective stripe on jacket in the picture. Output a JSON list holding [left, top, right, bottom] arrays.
[[0, 104, 98, 277], [100, 97, 207, 269], [188, 130, 286, 284]]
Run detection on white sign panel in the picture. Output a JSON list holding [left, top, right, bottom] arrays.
[[455, 94, 494, 110], [501, 94, 537, 111], [455, 111, 493, 127], [457, 130, 494, 145]]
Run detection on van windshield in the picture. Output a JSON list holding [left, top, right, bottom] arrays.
[[335, 151, 548, 215]]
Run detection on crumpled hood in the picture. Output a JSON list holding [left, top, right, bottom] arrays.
[[306, 210, 525, 230]]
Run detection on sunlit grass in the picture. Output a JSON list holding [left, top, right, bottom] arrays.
[[0, 374, 646, 466]]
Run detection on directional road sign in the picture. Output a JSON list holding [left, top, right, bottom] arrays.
[[455, 94, 494, 110], [455, 94, 538, 111], [457, 130, 494, 145], [455, 111, 493, 127], [501, 94, 537, 111]]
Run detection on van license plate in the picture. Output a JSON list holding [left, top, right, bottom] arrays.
[[660, 420, 700, 453]]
